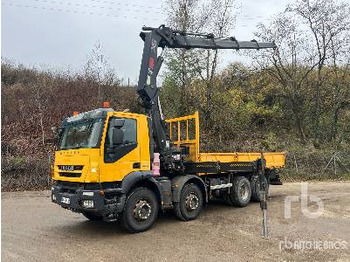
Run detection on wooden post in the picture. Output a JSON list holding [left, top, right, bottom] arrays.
[[334, 152, 337, 176], [293, 153, 299, 174]]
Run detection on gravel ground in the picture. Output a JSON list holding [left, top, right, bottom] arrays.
[[2, 181, 350, 262]]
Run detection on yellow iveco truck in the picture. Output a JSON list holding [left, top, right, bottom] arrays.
[[51, 25, 285, 233]]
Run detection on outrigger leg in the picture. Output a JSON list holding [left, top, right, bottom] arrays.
[[260, 154, 269, 239]]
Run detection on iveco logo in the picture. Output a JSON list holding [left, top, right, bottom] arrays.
[[60, 165, 74, 171]]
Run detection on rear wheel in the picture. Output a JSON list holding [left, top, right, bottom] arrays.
[[82, 212, 103, 221], [174, 183, 203, 221], [122, 187, 159, 233], [225, 176, 251, 207]]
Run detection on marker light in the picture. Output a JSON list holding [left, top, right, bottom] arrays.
[[102, 101, 110, 108], [83, 191, 94, 197], [73, 111, 79, 116]]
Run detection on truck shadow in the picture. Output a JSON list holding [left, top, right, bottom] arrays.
[[55, 195, 284, 237], [57, 201, 234, 235]]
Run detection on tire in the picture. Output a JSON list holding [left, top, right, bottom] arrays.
[[251, 175, 269, 202], [82, 212, 103, 221], [174, 183, 203, 221], [121, 187, 159, 233], [226, 176, 251, 207]]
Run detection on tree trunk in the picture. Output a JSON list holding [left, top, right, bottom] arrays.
[[313, 67, 322, 143], [291, 98, 306, 144]]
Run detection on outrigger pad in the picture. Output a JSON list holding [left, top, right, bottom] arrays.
[[269, 174, 283, 185]]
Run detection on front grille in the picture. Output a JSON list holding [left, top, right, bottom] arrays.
[[59, 172, 81, 178], [55, 181, 81, 193], [58, 165, 84, 171]]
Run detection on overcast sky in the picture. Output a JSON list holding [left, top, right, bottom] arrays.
[[2, 0, 289, 83]]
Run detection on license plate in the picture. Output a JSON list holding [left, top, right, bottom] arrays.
[[61, 196, 70, 205]]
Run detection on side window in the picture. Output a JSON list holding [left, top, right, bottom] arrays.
[[105, 117, 138, 163], [106, 118, 137, 147], [121, 119, 137, 144]]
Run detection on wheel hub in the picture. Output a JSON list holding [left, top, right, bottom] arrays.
[[133, 199, 152, 221], [185, 193, 199, 211], [239, 183, 249, 201]]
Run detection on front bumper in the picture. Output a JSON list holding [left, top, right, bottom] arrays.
[[51, 184, 125, 216]]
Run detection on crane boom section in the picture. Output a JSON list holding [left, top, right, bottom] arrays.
[[136, 25, 276, 170]]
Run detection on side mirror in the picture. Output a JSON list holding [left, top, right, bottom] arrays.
[[112, 128, 124, 146], [51, 126, 63, 138]]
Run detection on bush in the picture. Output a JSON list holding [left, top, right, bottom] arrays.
[[1, 155, 51, 191]]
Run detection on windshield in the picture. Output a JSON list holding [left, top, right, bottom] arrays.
[[58, 118, 104, 150]]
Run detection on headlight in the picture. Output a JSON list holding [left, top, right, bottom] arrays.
[[52, 194, 56, 201], [83, 191, 94, 196], [82, 200, 94, 208], [172, 154, 181, 161]]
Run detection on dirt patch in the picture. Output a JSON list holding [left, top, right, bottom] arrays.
[[2, 182, 350, 261]]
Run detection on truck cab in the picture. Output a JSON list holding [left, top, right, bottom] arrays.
[[53, 109, 152, 184], [52, 108, 166, 232]]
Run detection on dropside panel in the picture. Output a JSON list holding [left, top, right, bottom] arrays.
[[199, 152, 286, 169]]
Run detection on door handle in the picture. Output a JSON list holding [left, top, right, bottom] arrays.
[[133, 162, 141, 169]]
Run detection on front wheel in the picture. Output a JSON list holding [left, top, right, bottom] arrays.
[[174, 183, 203, 221], [121, 187, 159, 233]]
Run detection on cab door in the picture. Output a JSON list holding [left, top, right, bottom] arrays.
[[100, 116, 141, 182]]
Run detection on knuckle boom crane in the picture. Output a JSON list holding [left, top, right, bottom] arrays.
[[137, 25, 276, 174]]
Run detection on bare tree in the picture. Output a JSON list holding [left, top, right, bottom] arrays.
[[164, 0, 237, 130], [202, 0, 236, 132], [329, 35, 350, 141], [253, 13, 314, 143], [253, 0, 350, 144], [84, 41, 117, 104], [164, 0, 213, 115], [287, 0, 350, 142]]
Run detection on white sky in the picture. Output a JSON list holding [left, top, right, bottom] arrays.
[[2, 0, 289, 84]]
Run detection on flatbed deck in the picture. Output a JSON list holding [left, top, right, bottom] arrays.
[[166, 112, 286, 170]]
